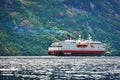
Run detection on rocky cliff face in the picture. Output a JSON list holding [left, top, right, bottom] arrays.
[[0, 0, 120, 55]]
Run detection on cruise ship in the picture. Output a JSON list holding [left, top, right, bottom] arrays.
[[48, 35, 106, 56]]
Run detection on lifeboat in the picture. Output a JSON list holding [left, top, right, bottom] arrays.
[[77, 43, 88, 47]]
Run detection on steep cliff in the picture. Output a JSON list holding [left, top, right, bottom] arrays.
[[0, 0, 120, 55]]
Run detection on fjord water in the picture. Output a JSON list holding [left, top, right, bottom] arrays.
[[0, 56, 120, 80]]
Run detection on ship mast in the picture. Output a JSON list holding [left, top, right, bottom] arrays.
[[88, 34, 92, 47], [88, 34, 92, 41], [78, 35, 81, 40]]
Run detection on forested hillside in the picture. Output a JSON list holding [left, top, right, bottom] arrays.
[[0, 0, 120, 56]]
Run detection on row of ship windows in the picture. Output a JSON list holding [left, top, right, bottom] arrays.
[[51, 46, 104, 48]]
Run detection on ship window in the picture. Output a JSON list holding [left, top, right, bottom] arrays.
[[51, 45, 62, 47]]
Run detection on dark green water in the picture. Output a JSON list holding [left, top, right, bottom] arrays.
[[0, 56, 120, 80]]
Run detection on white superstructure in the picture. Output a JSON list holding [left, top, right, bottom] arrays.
[[48, 35, 106, 56]]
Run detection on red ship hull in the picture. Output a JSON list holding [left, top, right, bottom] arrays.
[[48, 50, 105, 56]]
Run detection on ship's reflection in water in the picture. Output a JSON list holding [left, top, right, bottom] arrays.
[[0, 56, 120, 80]]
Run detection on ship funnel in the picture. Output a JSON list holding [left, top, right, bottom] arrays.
[[67, 34, 72, 40]]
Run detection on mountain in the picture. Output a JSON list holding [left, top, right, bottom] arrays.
[[0, 0, 120, 56]]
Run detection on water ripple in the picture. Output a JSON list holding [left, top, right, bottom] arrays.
[[0, 56, 120, 80]]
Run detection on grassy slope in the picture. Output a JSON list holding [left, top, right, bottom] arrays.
[[0, 0, 120, 55]]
